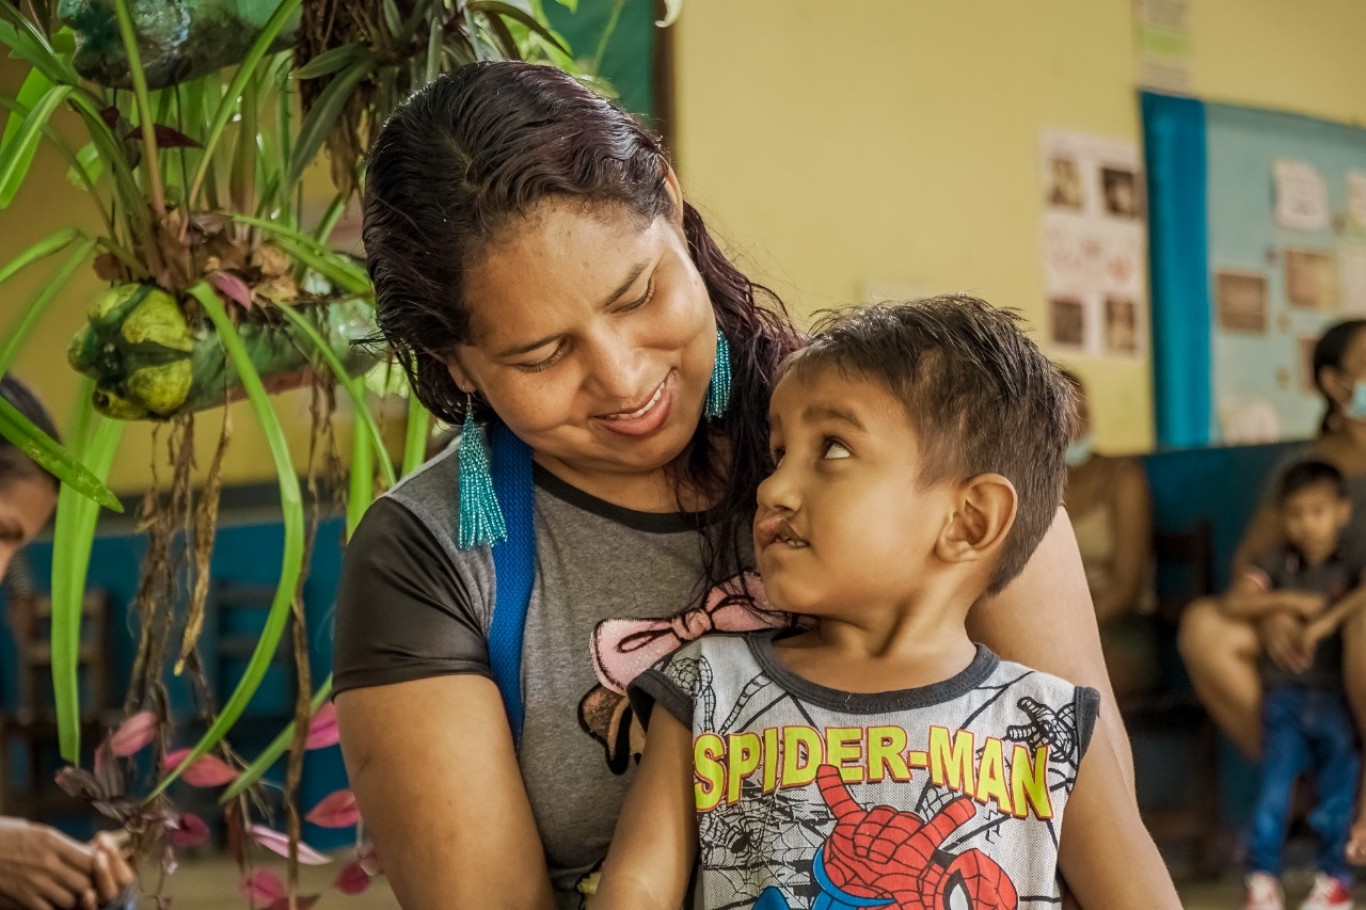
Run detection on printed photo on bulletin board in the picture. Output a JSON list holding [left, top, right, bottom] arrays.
[[1040, 129, 1148, 361]]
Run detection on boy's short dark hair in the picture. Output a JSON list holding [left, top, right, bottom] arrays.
[[1279, 460, 1347, 504], [779, 295, 1075, 593]]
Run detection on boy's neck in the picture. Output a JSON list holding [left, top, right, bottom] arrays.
[[1295, 540, 1338, 568], [772, 583, 981, 694]]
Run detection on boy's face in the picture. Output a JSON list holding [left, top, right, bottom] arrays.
[[1282, 483, 1350, 556], [754, 366, 955, 617]]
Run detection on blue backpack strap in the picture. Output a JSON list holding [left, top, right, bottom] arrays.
[[487, 424, 537, 745]]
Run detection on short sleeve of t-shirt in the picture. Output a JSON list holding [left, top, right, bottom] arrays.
[[628, 639, 706, 732], [332, 497, 491, 694]]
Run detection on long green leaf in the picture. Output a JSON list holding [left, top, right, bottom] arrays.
[[0, 394, 122, 513], [1, 67, 51, 154], [402, 387, 429, 477], [0, 83, 72, 208], [0, 225, 78, 286], [218, 675, 332, 804], [295, 43, 366, 81], [0, 237, 95, 374], [0, 4, 77, 84], [111, 0, 164, 213], [149, 282, 305, 800], [469, 1, 571, 55], [286, 53, 376, 188], [188, 0, 303, 206], [49, 398, 124, 762], [271, 302, 395, 488], [347, 402, 374, 539]]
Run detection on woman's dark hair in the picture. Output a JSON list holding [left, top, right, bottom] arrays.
[[0, 374, 59, 489], [1313, 320, 1366, 435], [363, 61, 803, 582]]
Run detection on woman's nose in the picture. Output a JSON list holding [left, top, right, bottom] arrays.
[[583, 328, 649, 402]]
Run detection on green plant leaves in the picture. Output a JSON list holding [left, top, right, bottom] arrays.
[[0, 82, 72, 207], [0, 236, 97, 374], [47, 384, 125, 761], [219, 676, 333, 804], [151, 282, 305, 799], [287, 52, 376, 188], [0, 391, 122, 515]]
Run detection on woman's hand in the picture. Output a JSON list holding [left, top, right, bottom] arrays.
[[88, 833, 133, 906], [0, 817, 97, 910], [1259, 612, 1311, 673]]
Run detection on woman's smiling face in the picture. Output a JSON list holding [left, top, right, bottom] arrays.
[[448, 184, 718, 490]]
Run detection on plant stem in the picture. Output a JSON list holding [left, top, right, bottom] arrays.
[[591, 0, 627, 75], [111, 0, 166, 219]]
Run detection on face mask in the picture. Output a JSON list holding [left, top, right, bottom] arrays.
[[1065, 433, 1095, 468], [1347, 381, 1366, 422]]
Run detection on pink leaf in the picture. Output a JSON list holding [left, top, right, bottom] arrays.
[[209, 270, 254, 311], [305, 789, 359, 829], [265, 897, 319, 910], [165, 812, 209, 848], [247, 825, 331, 865], [162, 749, 239, 787], [109, 711, 158, 757], [334, 858, 372, 895], [240, 869, 286, 905], [305, 703, 339, 750]]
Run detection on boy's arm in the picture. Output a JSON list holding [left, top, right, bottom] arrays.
[[594, 708, 697, 910], [1221, 569, 1323, 620], [1302, 583, 1366, 649], [1057, 718, 1181, 909]]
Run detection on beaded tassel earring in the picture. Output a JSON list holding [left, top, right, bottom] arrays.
[[705, 329, 732, 419], [457, 395, 508, 549]]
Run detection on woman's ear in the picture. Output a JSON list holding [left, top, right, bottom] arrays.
[[936, 474, 1018, 569], [1320, 364, 1350, 405], [663, 165, 686, 228], [445, 351, 477, 397]]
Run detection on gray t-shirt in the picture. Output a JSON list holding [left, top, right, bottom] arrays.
[[631, 632, 1099, 908], [333, 446, 785, 905]]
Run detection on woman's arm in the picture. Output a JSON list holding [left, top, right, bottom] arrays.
[[1057, 721, 1181, 908], [595, 710, 697, 910], [1092, 460, 1151, 623], [1232, 504, 1283, 578], [966, 508, 1133, 789], [336, 676, 557, 910]]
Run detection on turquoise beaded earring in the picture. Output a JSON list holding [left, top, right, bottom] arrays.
[[457, 394, 508, 549], [705, 329, 732, 419]]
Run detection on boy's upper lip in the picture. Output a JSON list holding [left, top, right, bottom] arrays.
[[755, 514, 808, 550]]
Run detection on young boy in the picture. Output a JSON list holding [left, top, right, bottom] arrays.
[[595, 297, 1179, 909], [1223, 460, 1364, 910]]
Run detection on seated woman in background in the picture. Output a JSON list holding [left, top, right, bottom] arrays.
[[1062, 370, 1158, 700]]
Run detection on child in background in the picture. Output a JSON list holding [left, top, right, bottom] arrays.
[[1223, 460, 1364, 910], [595, 297, 1178, 909]]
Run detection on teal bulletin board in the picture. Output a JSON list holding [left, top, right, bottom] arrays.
[[1144, 94, 1366, 447]]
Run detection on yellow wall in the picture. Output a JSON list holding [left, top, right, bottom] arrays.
[[6, 2, 1366, 489], [673, 0, 1366, 454]]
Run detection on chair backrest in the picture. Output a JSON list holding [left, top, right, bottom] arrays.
[[1151, 521, 1215, 624], [15, 589, 110, 716]]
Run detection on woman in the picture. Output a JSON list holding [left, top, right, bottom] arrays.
[[334, 62, 1148, 909], [0, 375, 135, 910], [1062, 371, 1157, 700], [1179, 319, 1366, 859]]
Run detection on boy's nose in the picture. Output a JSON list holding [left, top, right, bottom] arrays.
[[756, 466, 798, 514]]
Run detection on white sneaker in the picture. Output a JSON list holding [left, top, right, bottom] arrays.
[[1244, 873, 1284, 910], [1299, 873, 1353, 910]]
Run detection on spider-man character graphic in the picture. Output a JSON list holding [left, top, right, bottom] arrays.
[[752, 765, 1017, 910]]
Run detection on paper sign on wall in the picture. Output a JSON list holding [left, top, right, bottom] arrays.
[[1348, 170, 1366, 232], [1274, 160, 1329, 231], [1040, 130, 1147, 360]]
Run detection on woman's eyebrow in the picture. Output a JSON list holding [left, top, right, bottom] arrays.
[[597, 259, 649, 308]]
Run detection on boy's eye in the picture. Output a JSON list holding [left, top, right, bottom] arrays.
[[822, 438, 851, 460]]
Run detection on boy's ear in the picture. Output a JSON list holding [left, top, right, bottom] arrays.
[[936, 474, 1018, 569]]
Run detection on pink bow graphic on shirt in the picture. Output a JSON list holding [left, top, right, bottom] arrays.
[[589, 573, 789, 695]]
